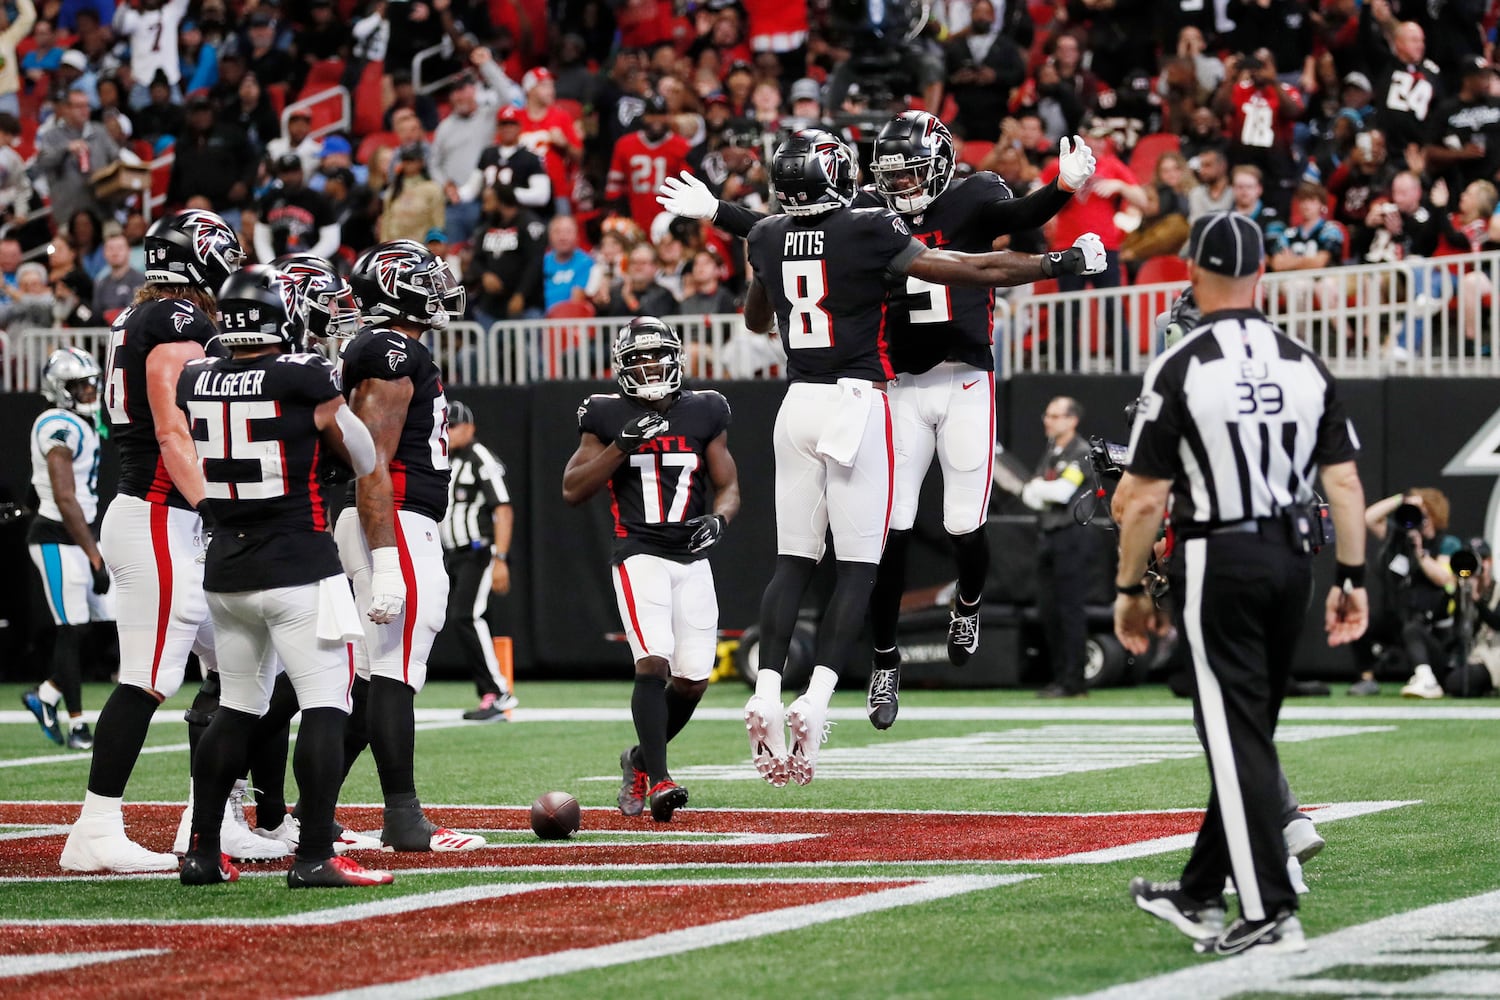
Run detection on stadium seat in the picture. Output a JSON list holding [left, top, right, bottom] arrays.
[[356, 130, 400, 165], [1133, 255, 1190, 288], [353, 60, 385, 138], [545, 300, 597, 379], [300, 59, 346, 100], [1129, 256, 1190, 353], [1128, 133, 1180, 185], [266, 82, 287, 117], [959, 140, 994, 170]]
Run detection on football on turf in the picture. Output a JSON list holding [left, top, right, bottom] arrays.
[[529, 791, 581, 840]]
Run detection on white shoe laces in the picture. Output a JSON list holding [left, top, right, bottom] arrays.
[[869, 669, 897, 705], [950, 610, 979, 646]]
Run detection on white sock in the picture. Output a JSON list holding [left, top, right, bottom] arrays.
[[38, 680, 62, 706], [805, 665, 839, 709], [79, 791, 123, 821], [754, 669, 783, 702]]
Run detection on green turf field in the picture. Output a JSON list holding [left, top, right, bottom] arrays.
[[2, 679, 1498, 999]]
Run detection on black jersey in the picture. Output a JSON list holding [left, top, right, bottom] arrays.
[[177, 351, 343, 592], [746, 207, 924, 384], [340, 325, 452, 523], [1431, 93, 1500, 190], [103, 296, 219, 508], [1374, 60, 1442, 153], [577, 388, 731, 564], [853, 171, 1017, 375]]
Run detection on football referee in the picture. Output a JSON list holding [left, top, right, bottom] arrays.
[[440, 401, 519, 721], [1112, 212, 1370, 957]]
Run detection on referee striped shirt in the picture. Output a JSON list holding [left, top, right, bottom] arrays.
[[439, 441, 511, 550], [1126, 308, 1360, 527]]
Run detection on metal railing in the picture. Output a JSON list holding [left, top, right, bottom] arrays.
[[413, 43, 467, 97], [279, 86, 351, 146], [1001, 250, 1500, 378], [1, 326, 110, 392]]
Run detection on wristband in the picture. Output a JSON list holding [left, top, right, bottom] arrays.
[[494, 551, 508, 562], [1040, 247, 1083, 278], [1115, 581, 1147, 596], [371, 546, 400, 578], [1335, 562, 1365, 589]]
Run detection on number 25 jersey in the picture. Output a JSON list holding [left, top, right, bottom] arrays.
[[746, 208, 924, 385], [339, 325, 452, 524], [577, 389, 730, 564]]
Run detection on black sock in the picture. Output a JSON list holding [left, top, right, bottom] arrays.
[[292, 708, 346, 863], [367, 676, 416, 800], [951, 528, 989, 608], [249, 673, 299, 828], [184, 672, 222, 776], [758, 555, 817, 676], [86, 684, 160, 798], [341, 676, 371, 781], [664, 681, 703, 743], [189, 706, 258, 859], [874, 646, 901, 670], [631, 673, 670, 787], [811, 561, 880, 677], [870, 529, 911, 651], [50, 625, 86, 718]]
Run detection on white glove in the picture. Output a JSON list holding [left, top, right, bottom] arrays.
[[1057, 134, 1097, 192], [367, 546, 406, 624], [655, 171, 718, 221], [1020, 480, 1046, 511], [1074, 233, 1107, 275]]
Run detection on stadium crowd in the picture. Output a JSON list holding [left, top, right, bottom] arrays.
[[0, 0, 1497, 352]]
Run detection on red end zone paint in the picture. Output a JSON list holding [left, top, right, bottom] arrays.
[[0, 881, 905, 999], [0, 804, 1205, 878]]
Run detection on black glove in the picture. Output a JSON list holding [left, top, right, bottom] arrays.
[[1040, 247, 1085, 278], [686, 513, 727, 554], [615, 412, 670, 454], [91, 560, 110, 595]]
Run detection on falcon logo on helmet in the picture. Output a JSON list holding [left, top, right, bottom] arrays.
[[41, 346, 102, 416], [144, 209, 246, 293], [872, 110, 956, 216], [349, 240, 466, 331], [771, 128, 857, 217], [275, 253, 361, 353], [612, 316, 683, 401]]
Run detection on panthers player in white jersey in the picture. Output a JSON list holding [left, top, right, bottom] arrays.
[[22, 348, 111, 751]]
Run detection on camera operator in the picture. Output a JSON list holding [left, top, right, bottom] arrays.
[[1450, 540, 1500, 697], [1020, 396, 1099, 698], [1347, 489, 1462, 698]]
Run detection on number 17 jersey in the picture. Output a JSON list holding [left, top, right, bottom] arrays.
[[577, 389, 731, 564]]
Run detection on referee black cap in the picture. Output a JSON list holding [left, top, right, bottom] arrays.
[[448, 400, 474, 427], [1188, 211, 1264, 278]]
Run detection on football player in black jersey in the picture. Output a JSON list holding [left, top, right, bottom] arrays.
[[563, 317, 740, 822], [176, 265, 393, 888], [660, 127, 1105, 783], [339, 239, 485, 852], [61, 210, 251, 875], [660, 116, 1099, 730]]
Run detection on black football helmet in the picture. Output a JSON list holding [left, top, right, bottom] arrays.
[[41, 346, 101, 416], [771, 128, 857, 217], [348, 239, 465, 330], [872, 111, 955, 215], [613, 316, 683, 401], [215, 265, 306, 351], [144, 209, 246, 293], [274, 253, 359, 354]]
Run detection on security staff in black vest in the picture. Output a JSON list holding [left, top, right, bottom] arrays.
[[438, 400, 519, 721], [1020, 396, 1097, 698], [1112, 211, 1370, 957]]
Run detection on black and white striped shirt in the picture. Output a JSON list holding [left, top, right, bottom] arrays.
[[1126, 308, 1360, 527], [439, 441, 511, 550]]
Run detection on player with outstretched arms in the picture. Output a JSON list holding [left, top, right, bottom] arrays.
[[563, 317, 741, 823]]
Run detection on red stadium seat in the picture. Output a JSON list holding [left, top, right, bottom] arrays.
[[1128, 133, 1180, 185], [959, 140, 994, 170], [1130, 255, 1190, 352], [356, 130, 399, 164], [1133, 255, 1190, 287], [352, 61, 386, 138]]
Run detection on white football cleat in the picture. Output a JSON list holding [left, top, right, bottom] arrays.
[[333, 826, 385, 854], [785, 696, 831, 787], [174, 788, 289, 861], [61, 813, 178, 873], [1283, 816, 1325, 863], [254, 814, 301, 851], [743, 694, 789, 786], [428, 829, 485, 852]]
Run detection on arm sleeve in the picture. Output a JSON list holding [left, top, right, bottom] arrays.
[[253, 220, 276, 264], [310, 223, 342, 259], [975, 176, 1071, 235], [516, 164, 551, 207], [713, 200, 762, 239]]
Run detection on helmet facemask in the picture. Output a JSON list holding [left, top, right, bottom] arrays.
[[874, 152, 941, 214]]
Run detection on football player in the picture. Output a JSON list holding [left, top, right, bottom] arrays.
[[22, 348, 110, 751], [176, 265, 392, 888], [562, 317, 740, 822], [730, 128, 1105, 785], [339, 239, 484, 851], [60, 209, 251, 874], [660, 113, 1099, 729]]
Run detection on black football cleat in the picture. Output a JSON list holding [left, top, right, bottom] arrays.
[[180, 851, 239, 885], [947, 600, 980, 665], [618, 747, 648, 817], [647, 781, 689, 823], [867, 649, 901, 731], [1194, 911, 1306, 956], [288, 855, 395, 888], [1129, 877, 1226, 942]]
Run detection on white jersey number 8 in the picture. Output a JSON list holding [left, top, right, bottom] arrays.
[[782, 260, 833, 349]]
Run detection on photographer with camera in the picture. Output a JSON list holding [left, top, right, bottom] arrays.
[[1347, 489, 1462, 698], [1020, 397, 1099, 698], [1448, 540, 1500, 697]]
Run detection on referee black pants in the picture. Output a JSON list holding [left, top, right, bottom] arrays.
[[1172, 530, 1311, 921], [1037, 524, 1095, 694], [443, 547, 504, 699]]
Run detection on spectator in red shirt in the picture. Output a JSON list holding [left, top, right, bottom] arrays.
[[743, 0, 807, 82], [1039, 135, 1147, 365], [606, 94, 692, 233], [1214, 48, 1304, 214], [518, 68, 583, 214]]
